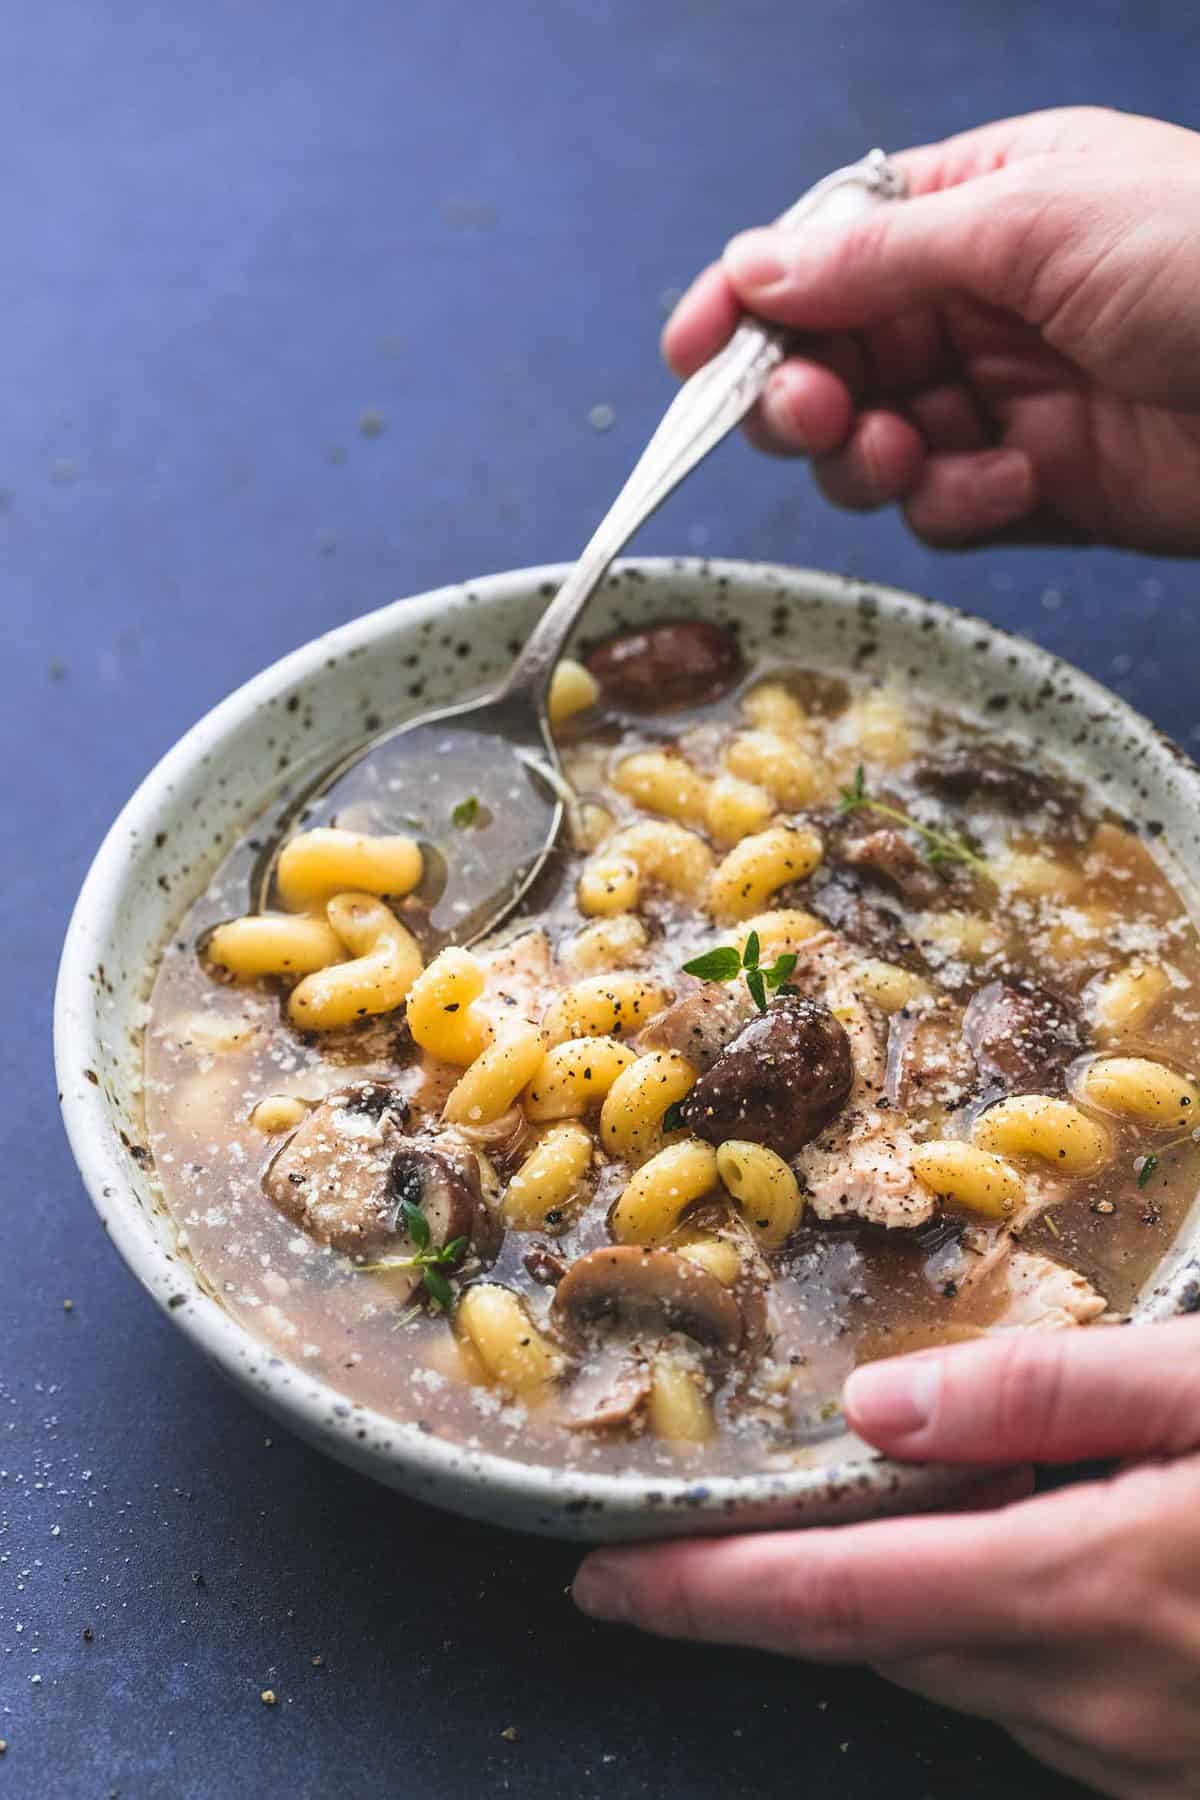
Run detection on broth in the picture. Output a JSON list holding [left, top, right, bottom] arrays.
[[142, 625, 1200, 1475]]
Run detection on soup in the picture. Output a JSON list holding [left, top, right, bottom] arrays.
[[142, 620, 1200, 1475]]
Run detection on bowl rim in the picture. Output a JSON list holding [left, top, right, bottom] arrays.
[[54, 556, 1200, 1531]]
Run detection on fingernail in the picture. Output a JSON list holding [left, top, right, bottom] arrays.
[[844, 1357, 941, 1440], [976, 449, 1033, 512], [573, 1556, 631, 1622], [724, 229, 787, 289]]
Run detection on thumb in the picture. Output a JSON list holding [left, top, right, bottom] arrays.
[[721, 162, 1067, 332], [843, 1318, 1200, 1465]]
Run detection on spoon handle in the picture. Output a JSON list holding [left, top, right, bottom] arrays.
[[498, 148, 907, 708]]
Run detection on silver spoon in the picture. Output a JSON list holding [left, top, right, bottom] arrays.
[[260, 150, 906, 950]]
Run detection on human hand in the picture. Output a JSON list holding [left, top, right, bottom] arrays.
[[574, 1319, 1200, 1798], [665, 107, 1200, 552]]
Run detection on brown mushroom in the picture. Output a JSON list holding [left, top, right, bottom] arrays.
[[807, 869, 925, 969], [637, 980, 752, 1072], [584, 620, 742, 712], [262, 1083, 500, 1267], [558, 1345, 654, 1432], [914, 746, 1073, 815], [962, 979, 1084, 1096], [262, 1083, 411, 1253], [680, 996, 854, 1158], [552, 1246, 743, 1355], [840, 826, 950, 908], [388, 1139, 500, 1262]]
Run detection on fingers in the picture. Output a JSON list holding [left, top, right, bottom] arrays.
[[661, 262, 740, 377], [741, 360, 856, 458], [720, 166, 1044, 334], [903, 448, 1035, 544], [843, 1318, 1200, 1466], [573, 1485, 1060, 1661], [811, 411, 926, 510]]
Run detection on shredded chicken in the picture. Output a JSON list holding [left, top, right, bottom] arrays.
[[479, 927, 559, 1029], [987, 1251, 1107, 1332], [799, 1112, 936, 1229], [785, 934, 938, 1228]]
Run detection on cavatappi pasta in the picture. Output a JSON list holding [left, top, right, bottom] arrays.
[[144, 619, 1200, 1475]]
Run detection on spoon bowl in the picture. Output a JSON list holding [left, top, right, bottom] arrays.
[[253, 691, 562, 953]]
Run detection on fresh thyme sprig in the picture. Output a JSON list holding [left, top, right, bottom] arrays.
[[838, 764, 992, 878], [356, 1198, 468, 1309], [681, 928, 798, 1014], [1135, 1128, 1200, 1190]]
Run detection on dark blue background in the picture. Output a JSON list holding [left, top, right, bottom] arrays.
[[6, 2, 1197, 1794]]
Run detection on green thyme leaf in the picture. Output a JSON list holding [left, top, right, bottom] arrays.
[[741, 930, 761, 971], [422, 1267, 454, 1310], [400, 1197, 431, 1250], [1137, 1152, 1161, 1189], [682, 946, 742, 982], [746, 967, 768, 1013], [438, 1235, 469, 1266], [839, 763, 867, 812], [837, 765, 990, 878], [452, 795, 481, 828], [662, 1099, 687, 1133], [764, 952, 798, 989]]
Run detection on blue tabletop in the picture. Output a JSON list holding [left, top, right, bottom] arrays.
[[6, 2, 1199, 1794]]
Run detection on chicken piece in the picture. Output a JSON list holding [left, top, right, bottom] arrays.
[[787, 932, 889, 1099], [986, 1251, 1107, 1331], [797, 1112, 936, 1230], [478, 927, 559, 1031], [773, 932, 933, 1227], [261, 1083, 410, 1252]]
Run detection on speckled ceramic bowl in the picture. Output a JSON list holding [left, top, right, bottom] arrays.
[[55, 559, 1200, 1540]]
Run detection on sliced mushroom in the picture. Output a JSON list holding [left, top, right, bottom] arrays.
[[885, 1006, 977, 1112], [262, 1083, 411, 1253], [584, 619, 742, 712], [914, 747, 1072, 815], [388, 1140, 496, 1258], [262, 1083, 499, 1272], [807, 869, 925, 969], [552, 1246, 743, 1356], [840, 826, 950, 908], [559, 1344, 654, 1432], [963, 980, 1084, 1097], [637, 980, 753, 1072], [523, 1242, 570, 1287], [680, 997, 854, 1158]]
